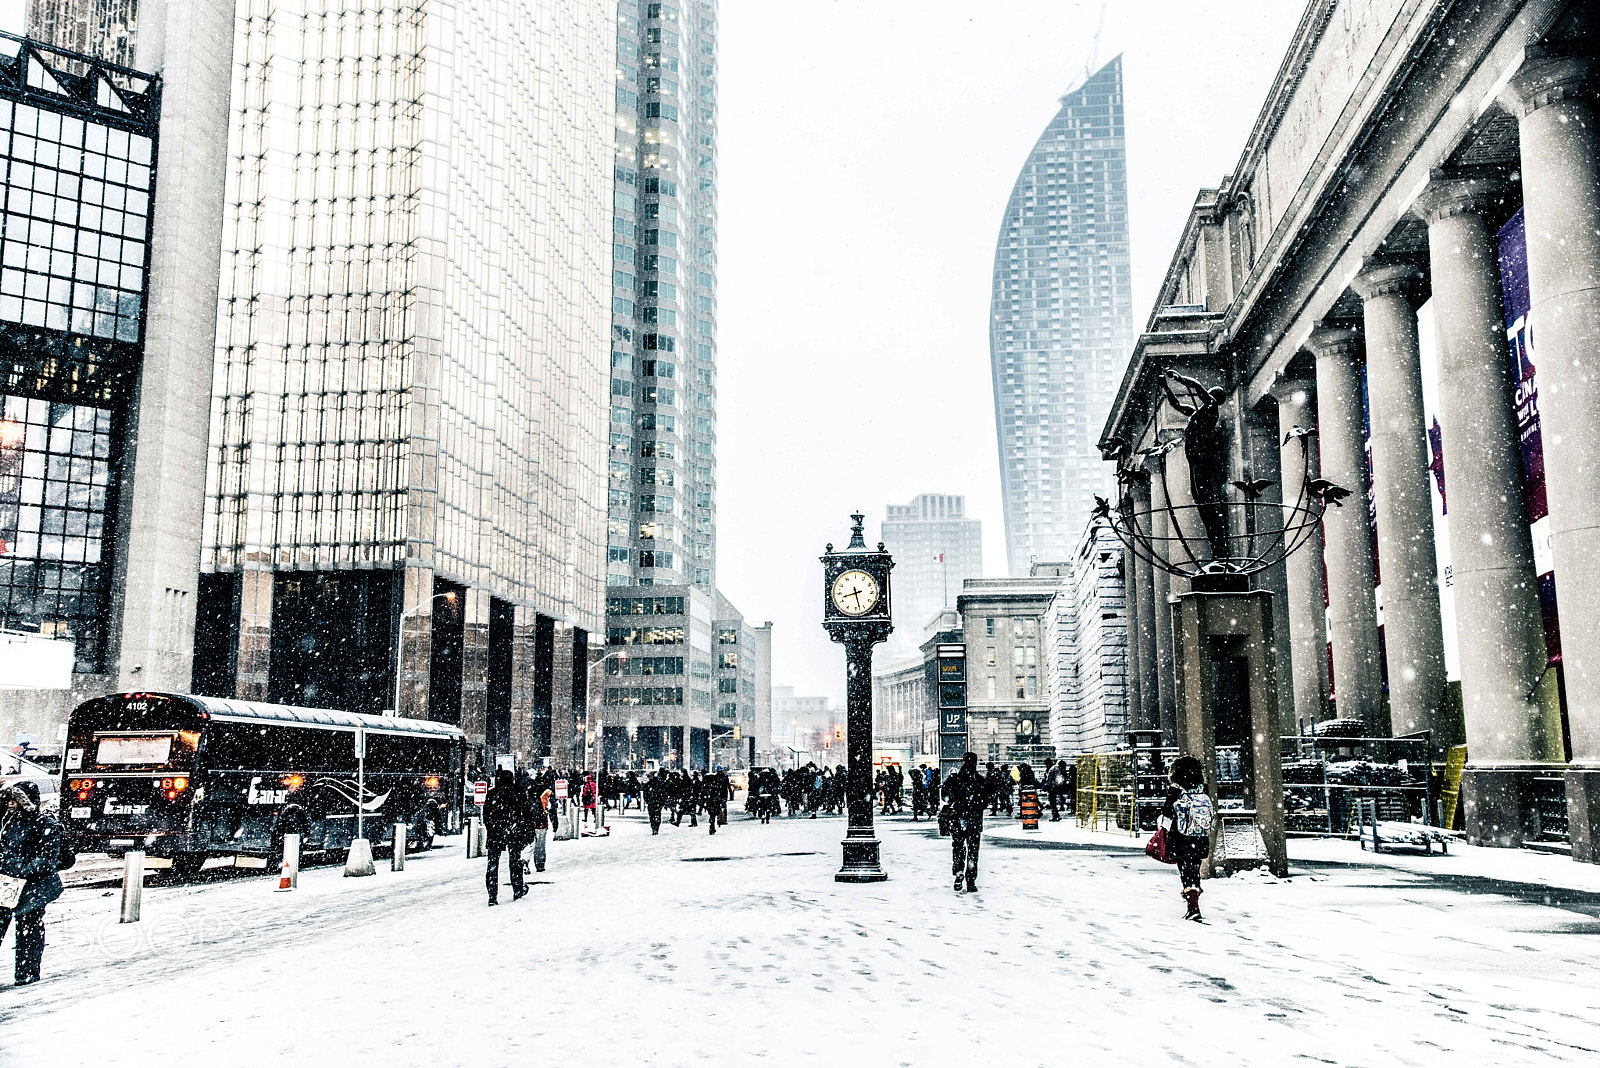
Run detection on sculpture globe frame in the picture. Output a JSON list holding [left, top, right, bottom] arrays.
[[1099, 384, 1348, 879]]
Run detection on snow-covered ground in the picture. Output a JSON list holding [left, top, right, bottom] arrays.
[[2, 808, 1599, 1066]]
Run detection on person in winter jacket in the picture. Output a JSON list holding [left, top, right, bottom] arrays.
[[482, 770, 533, 905], [528, 785, 553, 873], [941, 753, 991, 893], [0, 781, 63, 984], [643, 770, 668, 834], [581, 773, 601, 829], [704, 768, 730, 834], [1160, 755, 1212, 921], [1045, 759, 1070, 821]]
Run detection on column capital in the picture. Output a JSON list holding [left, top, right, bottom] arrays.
[[1501, 43, 1599, 119], [1303, 321, 1363, 363], [1265, 372, 1316, 407], [1411, 170, 1516, 226], [1351, 259, 1426, 303]]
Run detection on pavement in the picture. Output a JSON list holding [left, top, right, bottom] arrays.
[[1, 807, 1598, 1066]]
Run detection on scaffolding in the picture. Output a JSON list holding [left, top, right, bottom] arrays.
[[1075, 752, 1136, 835]]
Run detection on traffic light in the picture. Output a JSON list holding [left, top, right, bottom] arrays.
[[835, 725, 844, 743]]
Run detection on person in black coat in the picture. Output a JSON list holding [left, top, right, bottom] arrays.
[[941, 752, 991, 893], [643, 770, 668, 834], [481, 769, 533, 905], [1045, 759, 1070, 821], [1160, 755, 1212, 921], [0, 781, 63, 985], [704, 768, 730, 835]]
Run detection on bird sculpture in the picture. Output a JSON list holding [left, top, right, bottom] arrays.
[[1307, 478, 1353, 507], [1231, 477, 1276, 500], [1283, 425, 1316, 445]]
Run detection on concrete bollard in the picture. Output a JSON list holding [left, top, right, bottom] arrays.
[[465, 816, 483, 859], [391, 822, 406, 872], [556, 799, 578, 841], [344, 837, 376, 877], [120, 850, 144, 923], [275, 833, 301, 891]]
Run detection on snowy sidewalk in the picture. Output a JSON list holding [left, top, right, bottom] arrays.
[[1, 810, 1598, 1066]]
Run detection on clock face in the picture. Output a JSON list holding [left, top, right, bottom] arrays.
[[831, 569, 881, 616]]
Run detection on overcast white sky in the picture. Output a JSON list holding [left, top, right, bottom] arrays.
[[717, 1, 1304, 702], [0, 0, 1306, 704]]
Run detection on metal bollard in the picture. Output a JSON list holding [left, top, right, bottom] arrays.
[[120, 850, 144, 923], [391, 822, 406, 871], [276, 833, 301, 891], [465, 816, 483, 859]]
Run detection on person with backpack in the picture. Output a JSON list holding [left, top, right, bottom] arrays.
[[1045, 759, 1070, 821], [1160, 755, 1214, 921], [0, 781, 64, 985]]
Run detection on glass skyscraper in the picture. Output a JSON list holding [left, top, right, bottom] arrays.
[[196, 0, 615, 769], [595, 0, 750, 771], [607, 0, 717, 592], [990, 56, 1134, 575]]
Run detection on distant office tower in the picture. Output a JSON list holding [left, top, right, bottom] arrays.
[[195, 0, 615, 770], [0, 6, 234, 746], [607, 0, 718, 592], [990, 56, 1134, 575], [879, 494, 981, 658]]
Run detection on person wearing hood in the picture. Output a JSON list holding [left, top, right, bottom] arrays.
[[481, 770, 533, 906], [0, 781, 63, 984]]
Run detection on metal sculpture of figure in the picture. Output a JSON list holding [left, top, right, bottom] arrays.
[[1161, 370, 1230, 561]]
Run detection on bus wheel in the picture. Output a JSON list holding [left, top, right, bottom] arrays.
[[172, 852, 207, 878]]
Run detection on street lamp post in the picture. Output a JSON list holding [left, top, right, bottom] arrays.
[[585, 649, 630, 773], [392, 590, 457, 718]]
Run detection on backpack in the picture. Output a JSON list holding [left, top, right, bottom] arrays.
[[1173, 789, 1214, 838]]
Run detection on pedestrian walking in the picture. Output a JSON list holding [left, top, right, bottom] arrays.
[[1160, 755, 1214, 921], [705, 767, 730, 834], [482, 769, 532, 905], [941, 752, 991, 894], [1045, 759, 1070, 821], [644, 769, 668, 834], [581, 772, 601, 831], [0, 781, 63, 985], [528, 783, 553, 873]]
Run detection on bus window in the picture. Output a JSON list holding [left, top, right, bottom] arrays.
[[92, 731, 197, 770], [97, 735, 173, 765]]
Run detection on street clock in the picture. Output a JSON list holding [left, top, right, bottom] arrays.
[[819, 513, 894, 883]]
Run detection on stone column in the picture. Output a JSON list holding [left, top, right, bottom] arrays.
[[1353, 262, 1452, 745], [1504, 48, 1600, 859], [1148, 467, 1179, 746], [1122, 524, 1146, 733], [1415, 175, 1560, 844], [1129, 474, 1161, 733], [1269, 378, 1331, 730], [1307, 325, 1387, 734]]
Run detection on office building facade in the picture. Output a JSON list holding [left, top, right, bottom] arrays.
[[990, 56, 1134, 574], [1, 2, 234, 749], [879, 493, 981, 659], [193, 0, 615, 773]]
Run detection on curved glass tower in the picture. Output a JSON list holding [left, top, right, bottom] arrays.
[[990, 56, 1134, 574]]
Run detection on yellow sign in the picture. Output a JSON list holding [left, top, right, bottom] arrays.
[[1440, 745, 1468, 830]]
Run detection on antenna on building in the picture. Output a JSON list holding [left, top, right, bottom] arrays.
[[1085, 0, 1107, 83]]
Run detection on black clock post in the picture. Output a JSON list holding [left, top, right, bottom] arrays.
[[821, 513, 894, 883]]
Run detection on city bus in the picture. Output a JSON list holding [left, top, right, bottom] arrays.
[[60, 693, 467, 875]]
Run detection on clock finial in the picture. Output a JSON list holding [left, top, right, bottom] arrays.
[[848, 513, 867, 549]]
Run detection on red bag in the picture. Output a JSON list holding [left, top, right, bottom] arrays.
[[1145, 827, 1174, 864]]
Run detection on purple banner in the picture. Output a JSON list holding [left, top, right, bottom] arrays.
[[1498, 208, 1559, 661]]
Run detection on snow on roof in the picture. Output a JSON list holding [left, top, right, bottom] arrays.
[[116, 693, 466, 740]]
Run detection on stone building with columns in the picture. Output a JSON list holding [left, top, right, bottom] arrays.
[[1101, 0, 1600, 860]]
